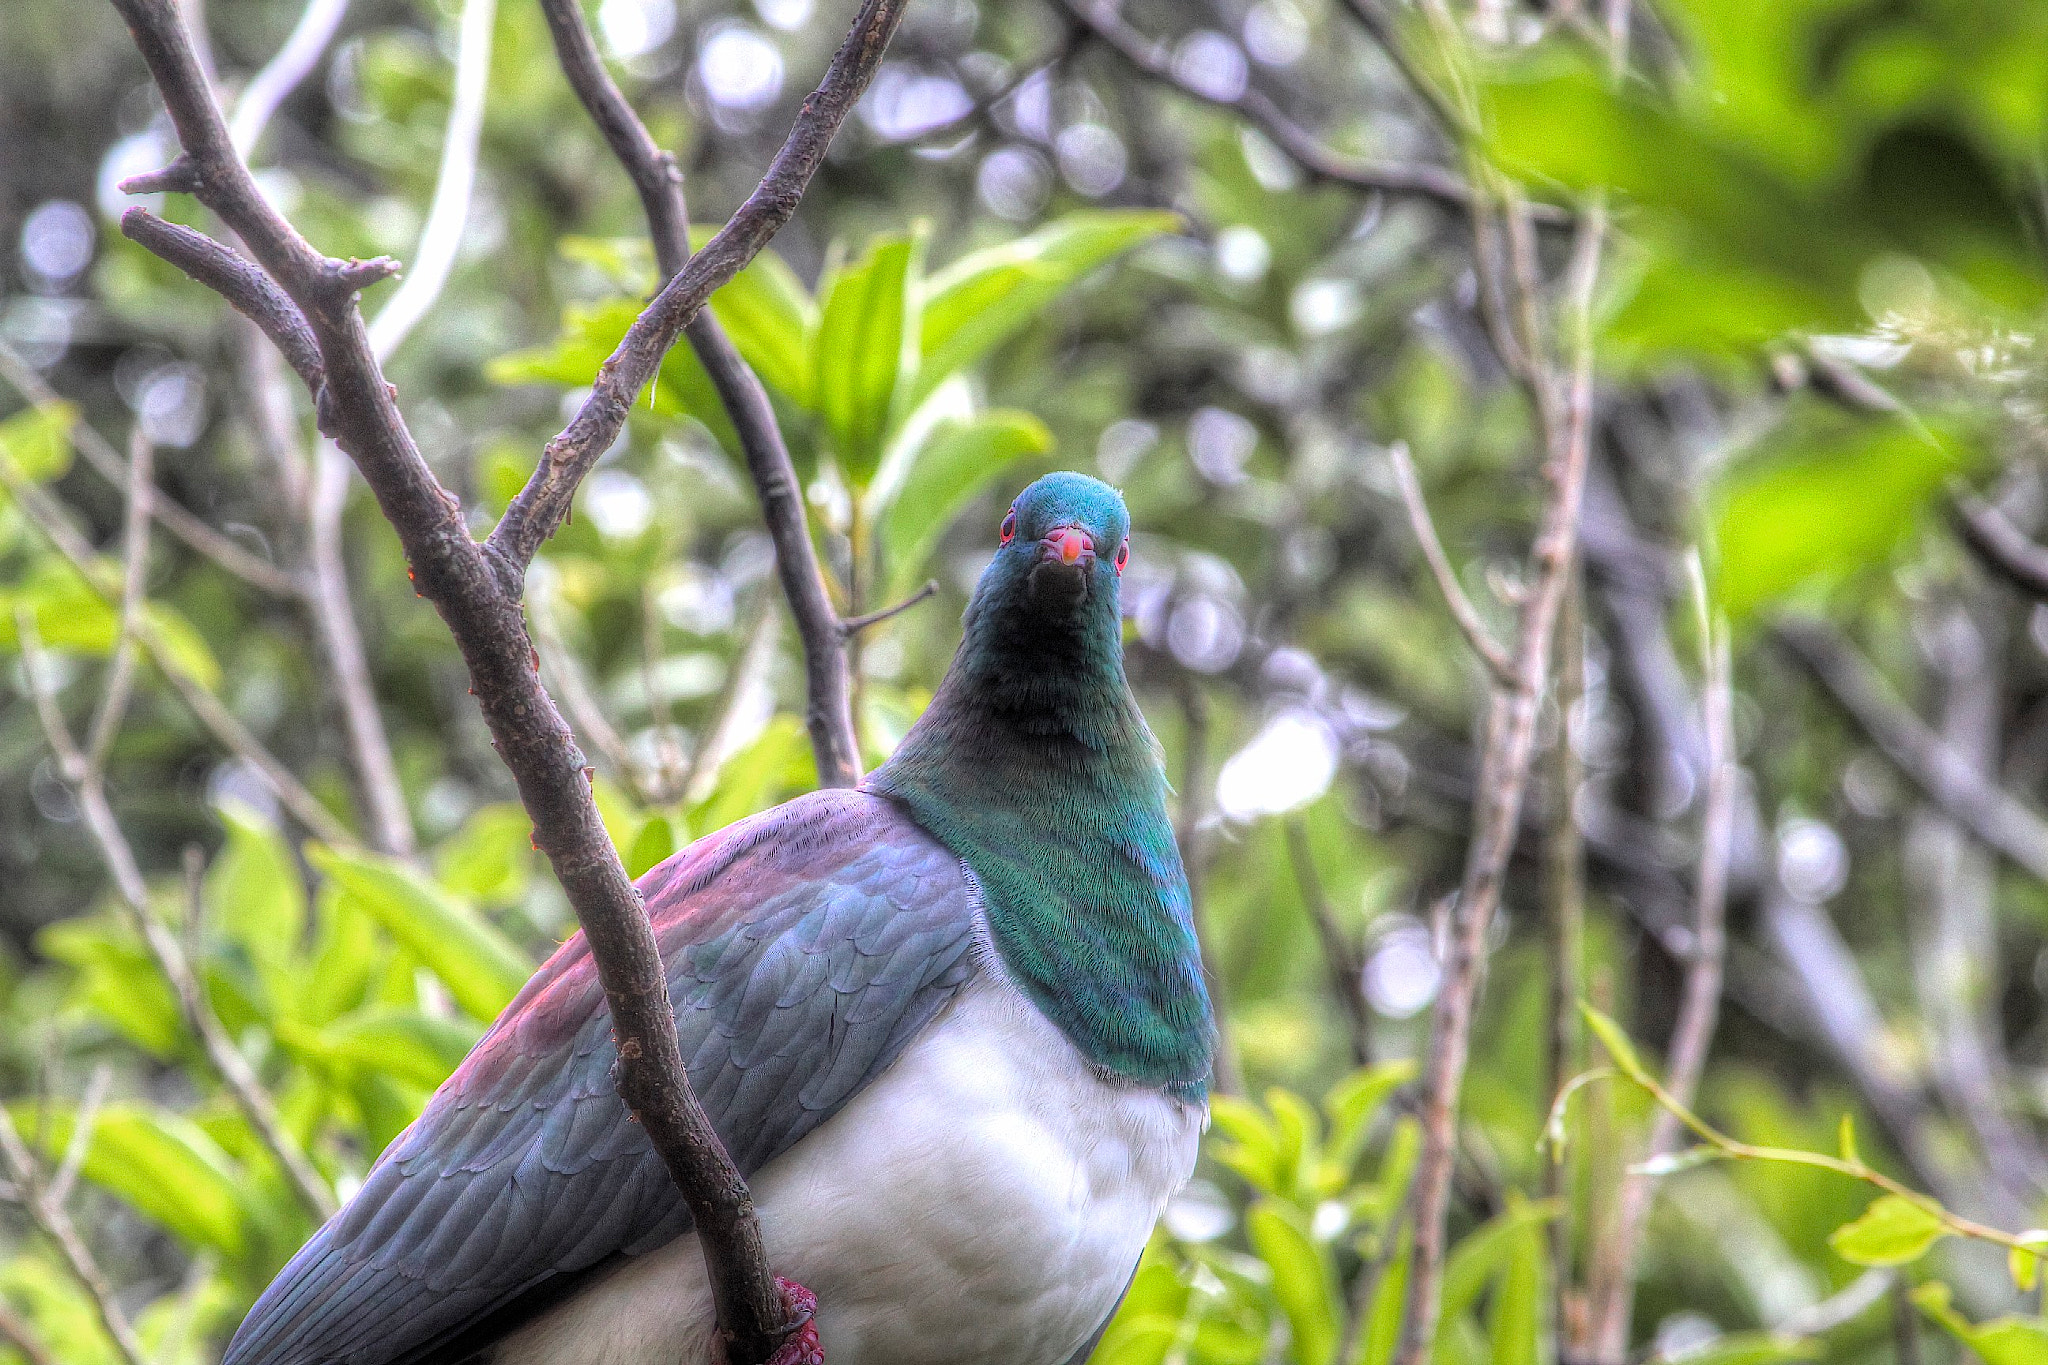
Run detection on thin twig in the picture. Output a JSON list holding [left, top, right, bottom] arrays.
[[0, 1104, 149, 1365], [1284, 817, 1370, 1067], [228, 0, 351, 157], [1772, 617, 2048, 883], [1394, 200, 1606, 1365], [116, 212, 326, 390], [0, 1300, 60, 1365], [1586, 563, 1732, 1362], [0, 450, 352, 845], [1387, 440, 1513, 685], [534, 0, 861, 787], [1540, 573, 1586, 1354], [84, 429, 154, 773], [487, 0, 914, 580], [0, 338, 303, 597], [17, 614, 338, 1222], [840, 580, 938, 634], [44, 1065, 113, 1211], [103, 0, 907, 1352], [1060, 0, 1495, 215], [1952, 490, 2048, 600]]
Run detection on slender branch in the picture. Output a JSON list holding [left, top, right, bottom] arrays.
[[0, 338, 303, 597], [1387, 440, 1514, 685], [1952, 490, 2048, 599], [840, 580, 937, 634], [84, 429, 154, 773], [1394, 201, 1606, 1365], [44, 1066, 113, 1211], [0, 448, 352, 845], [534, 0, 862, 788], [1059, 0, 1493, 215], [0, 1105, 149, 1365], [228, 0, 351, 157], [117, 211, 326, 390], [363, 0, 493, 362], [17, 614, 338, 1222], [1772, 616, 2048, 883], [101, 0, 907, 1353], [1540, 573, 1586, 1354], [488, 0, 913, 578], [1587, 571, 1732, 1363], [1284, 818, 1370, 1067], [0, 1300, 60, 1365]]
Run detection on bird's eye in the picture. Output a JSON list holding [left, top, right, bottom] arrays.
[[1114, 539, 1129, 574], [999, 510, 1016, 545]]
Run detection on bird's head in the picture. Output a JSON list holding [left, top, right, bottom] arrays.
[[968, 471, 1132, 641]]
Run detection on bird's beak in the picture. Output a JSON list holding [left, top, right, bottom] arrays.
[[1041, 526, 1095, 566]]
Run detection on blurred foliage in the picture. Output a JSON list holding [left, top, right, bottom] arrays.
[[6, 0, 2048, 1361]]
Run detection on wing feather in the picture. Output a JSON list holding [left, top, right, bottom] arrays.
[[224, 789, 976, 1365]]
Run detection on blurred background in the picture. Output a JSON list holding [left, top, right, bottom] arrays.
[[5, 0, 2048, 1360]]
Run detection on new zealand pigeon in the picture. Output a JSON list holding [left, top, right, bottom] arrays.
[[223, 471, 1215, 1365]]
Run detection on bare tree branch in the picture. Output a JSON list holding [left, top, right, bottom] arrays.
[[840, 580, 938, 634], [487, 0, 913, 578], [1772, 616, 2048, 884], [1952, 490, 2048, 600], [83, 429, 154, 772], [228, 0, 351, 157], [534, 0, 861, 788], [0, 1103, 149, 1365], [117, 211, 327, 390], [1387, 440, 1514, 685], [102, 0, 908, 1353], [0, 338, 303, 597], [0, 1299, 60, 1365], [1395, 199, 1606, 1365], [1059, 0, 1498, 215], [1587, 571, 1733, 1362], [16, 613, 338, 1222], [1284, 818, 1371, 1067]]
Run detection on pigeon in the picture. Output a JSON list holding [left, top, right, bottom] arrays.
[[223, 471, 1215, 1365]]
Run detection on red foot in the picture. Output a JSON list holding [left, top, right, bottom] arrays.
[[764, 1279, 822, 1365]]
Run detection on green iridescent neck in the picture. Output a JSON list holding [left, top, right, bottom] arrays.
[[867, 526, 1214, 1101]]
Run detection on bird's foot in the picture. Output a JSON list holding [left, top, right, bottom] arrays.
[[764, 1278, 822, 1365]]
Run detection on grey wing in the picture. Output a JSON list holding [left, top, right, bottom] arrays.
[[223, 791, 978, 1365]]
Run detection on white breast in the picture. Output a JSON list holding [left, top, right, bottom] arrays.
[[494, 970, 1204, 1365]]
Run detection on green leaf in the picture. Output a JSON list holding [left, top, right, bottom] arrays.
[[876, 409, 1052, 597], [1438, 1199, 1559, 1338], [1836, 1112, 1860, 1165], [1828, 1194, 1948, 1265], [1355, 1223, 1411, 1365], [1245, 1200, 1339, 1365], [0, 403, 76, 492], [206, 799, 306, 988], [434, 802, 537, 907], [915, 210, 1178, 406], [2009, 1231, 2048, 1292], [1486, 1216, 1543, 1365], [37, 915, 183, 1057], [814, 233, 918, 484], [1912, 1283, 2048, 1365], [1580, 1002, 1648, 1081], [1712, 412, 1976, 621], [306, 844, 531, 1021], [1670, 1333, 1821, 1365], [627, 815, 677, 878], [283, 1007, 481, 1091], [141, 602, 224, 692], [12, 1102, 250, 1257], [1324, 1060, 1417, 1170]]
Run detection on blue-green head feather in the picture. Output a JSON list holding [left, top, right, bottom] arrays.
[[869, 472, 1214, 1100]]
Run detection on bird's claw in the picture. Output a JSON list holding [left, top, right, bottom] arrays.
[[763, 1279, 822, 1365]]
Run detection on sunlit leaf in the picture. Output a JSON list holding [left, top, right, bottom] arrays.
[[1912, 1282, 2048, 1365], [814, 233, 918, 484], [1246, 1200, 1339, 1365], [12, 1102, 250, 1258], [0, 403, 75, 493], [206, 799, 306, 992], [1580, 1002, 1648, 1081], [307, 844, 531, 1021], [1829, 1194, 1948, 1265], [915, 210, 1177, 407]]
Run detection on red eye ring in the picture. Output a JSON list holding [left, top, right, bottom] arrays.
[[999, 510, 1017, 545], [1114, 539, 1129, 574]]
